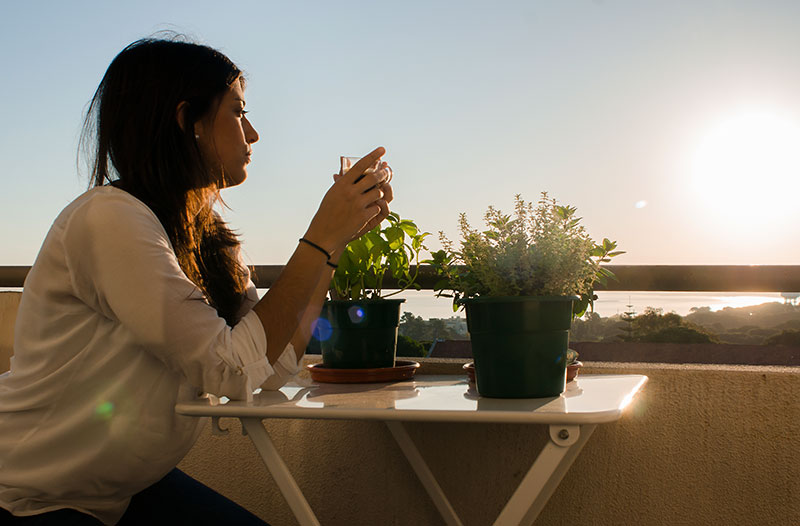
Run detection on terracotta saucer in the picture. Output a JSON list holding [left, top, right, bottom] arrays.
[[307, 360, 420, 384]]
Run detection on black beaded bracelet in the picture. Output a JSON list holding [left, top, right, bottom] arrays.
[[298, 238, 331, 260], [326, 261, 339, 269]]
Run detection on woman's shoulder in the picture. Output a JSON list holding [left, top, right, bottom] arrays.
[[62, 186, 163, 234], [71, 185, 156, 215]]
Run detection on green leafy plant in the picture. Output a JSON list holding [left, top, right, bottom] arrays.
[[330, 212, 429, 300], [428, 192, 624, 316]]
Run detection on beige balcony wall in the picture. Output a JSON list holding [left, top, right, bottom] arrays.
[[178, 360, 799, 526]]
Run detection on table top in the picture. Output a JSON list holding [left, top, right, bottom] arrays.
[[176, 374, 647, 425]]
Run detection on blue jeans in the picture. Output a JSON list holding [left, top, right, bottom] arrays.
[[0, 469, 269, 525]]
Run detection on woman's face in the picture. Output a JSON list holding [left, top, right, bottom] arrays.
[[199, 78, 259, 187]]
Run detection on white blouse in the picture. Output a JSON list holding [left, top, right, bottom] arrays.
[[0, 186, 300, 524]]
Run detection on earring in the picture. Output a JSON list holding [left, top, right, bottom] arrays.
[[195, 134, 200, 139]]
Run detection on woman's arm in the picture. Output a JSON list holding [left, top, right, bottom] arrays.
[[251, 241, 333, 364], [288, 259, 335, 359]]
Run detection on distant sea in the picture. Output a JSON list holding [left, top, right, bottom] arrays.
[[396, 290, 790, 320], [2, 287, 790, 320]]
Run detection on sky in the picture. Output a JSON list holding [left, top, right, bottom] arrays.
[[2, 0, 800, 268]]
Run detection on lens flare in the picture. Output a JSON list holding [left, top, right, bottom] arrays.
[[347, 305, 365, 323], [94, 401, 114, 421], [311, 317, 333, 341]]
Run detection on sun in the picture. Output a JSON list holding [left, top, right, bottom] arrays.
[[689, 108, 800, 232]]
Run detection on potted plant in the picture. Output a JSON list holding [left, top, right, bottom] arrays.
[[566, 348, 582, 382], [429, 193, 622, 398], [316, 212, 429, 369]]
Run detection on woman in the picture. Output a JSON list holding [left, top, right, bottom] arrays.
[[0, 38, 392, 525]]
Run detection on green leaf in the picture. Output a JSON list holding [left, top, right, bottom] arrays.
[[385, 226, 405, 250], [398, 220, 418, 237], [348, 238, 369, 262], [363, 272, 379, 289], [387, 252, 405, 276], [350, 284, 362, 300], [337, 250, 355, 273], [597, 267, 614, 278], [590, 246, 606, 258]]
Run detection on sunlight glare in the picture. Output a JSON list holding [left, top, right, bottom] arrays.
[[690, 109, 800, 231], [709, 296, 781, 311]]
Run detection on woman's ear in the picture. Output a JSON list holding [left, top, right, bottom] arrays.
[[175, 101, 189, 132], [176, 101, 205, 139]]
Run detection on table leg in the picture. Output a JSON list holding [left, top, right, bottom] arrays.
[[240, 418, 321, 526], [493, 423, 596, 526], [385, 421, 464, 526]]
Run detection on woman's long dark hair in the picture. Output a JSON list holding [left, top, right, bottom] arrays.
[[82, 37, 249, 325]]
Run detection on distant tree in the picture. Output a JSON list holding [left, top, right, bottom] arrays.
[[427, 318, 449, 340], [631, 307, 682, 334], [730, 325, 760, 334], [614, 307, 720, 343], [717, 332, 760, 345], [774, 319, 800, 331], [396, 334, 428, 357], [399, 312, 432, 341], [746, 327, 778, 339], [571, 312, 600, 341], [617, 304, 637, 342], [638, 326, 719, 344], [566, 299, 800, 345], [399, 311, 464, 342], [764, 329, 800, 346], [571, 312, 626, 342]]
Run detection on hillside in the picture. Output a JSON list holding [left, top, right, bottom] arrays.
[[572, 301, 800, 344]]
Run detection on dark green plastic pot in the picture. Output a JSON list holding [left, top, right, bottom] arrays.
[[462, 296, 578, 398], [319, 299, 405, 369]]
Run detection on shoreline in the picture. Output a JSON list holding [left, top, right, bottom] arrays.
[[395, 290, 789, 320]]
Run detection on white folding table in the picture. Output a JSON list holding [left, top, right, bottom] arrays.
[[175, 374, 647, 526]]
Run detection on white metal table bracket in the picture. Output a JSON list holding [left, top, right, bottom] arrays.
[[211, 416, 250, 436], [386, 420, 597, 526], [240, 417, 320, 526], [494, 423, 597, 526], [210, 416, 229, 436], [386, 421, 464, 526]]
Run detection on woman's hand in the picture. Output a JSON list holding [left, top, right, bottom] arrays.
[[350, 176, 392, 240], [304, 146, 394, 255]]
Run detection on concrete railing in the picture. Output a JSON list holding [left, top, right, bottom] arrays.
[[3, 264, 800, 291]]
